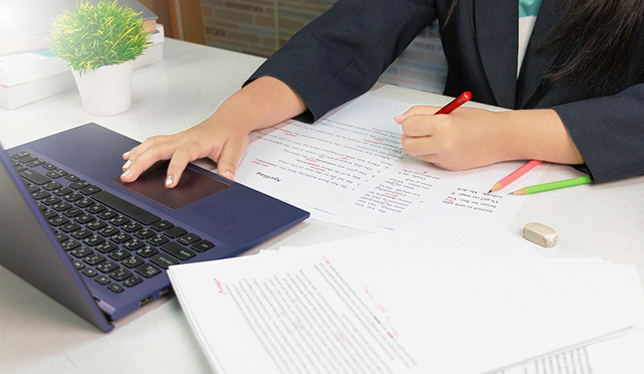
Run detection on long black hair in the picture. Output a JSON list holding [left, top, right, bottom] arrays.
[[542, 0, 644, 90], [446, 0, 644, 91]]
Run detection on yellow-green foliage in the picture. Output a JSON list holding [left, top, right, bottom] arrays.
[[49, 0, 151, 75]]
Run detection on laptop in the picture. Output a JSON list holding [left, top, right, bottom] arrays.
[[0, 123, 309, 332]]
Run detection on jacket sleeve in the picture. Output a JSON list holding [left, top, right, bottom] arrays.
[[245, 0, 436, 123], [553, 83, 644, 183]]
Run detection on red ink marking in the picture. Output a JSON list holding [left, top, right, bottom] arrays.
[[310, 166, 325, 171], [214, 278, 227, 295]]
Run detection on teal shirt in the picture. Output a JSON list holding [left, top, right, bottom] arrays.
[[519, 0, 542, 18]]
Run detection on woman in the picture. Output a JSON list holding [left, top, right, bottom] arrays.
[[121, 0, 644, 188]]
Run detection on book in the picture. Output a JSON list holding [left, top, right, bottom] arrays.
[[0, 70, 75, 110], [0, 49, 69, 86], [1, 21, 163, 110], [133, 24, 164, 69], [168, 218, 632, 374], [0, 0, 158, 55]]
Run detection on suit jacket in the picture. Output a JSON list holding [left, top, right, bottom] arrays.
[[247, 0, 644, 183]]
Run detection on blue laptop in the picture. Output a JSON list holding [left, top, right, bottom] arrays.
[[0, 123, 309, 332]]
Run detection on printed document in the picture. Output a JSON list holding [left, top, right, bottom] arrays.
[[235, 94, 546, 231], [168, 219, 631, 374]]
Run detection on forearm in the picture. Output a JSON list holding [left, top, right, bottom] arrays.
[[496, 109, 583, 165], [209, 76, 307, 134]]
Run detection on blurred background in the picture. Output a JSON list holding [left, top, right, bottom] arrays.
[[142, 0, 448, 94]]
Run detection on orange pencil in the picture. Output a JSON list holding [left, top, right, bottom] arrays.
[[489, 160, 542, 193]]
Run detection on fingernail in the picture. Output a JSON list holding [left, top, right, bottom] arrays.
[[226, 171, 235, 181], [121, 169, 131, 178], [123, 151, 131, 158], [165, 175, 174, 186], [122, 160, 131, 170]]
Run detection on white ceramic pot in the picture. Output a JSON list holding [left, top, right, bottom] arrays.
[[72, 60, 133, 116]]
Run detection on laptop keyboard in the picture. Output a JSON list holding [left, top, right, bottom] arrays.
[[10, 151, 215, 294]]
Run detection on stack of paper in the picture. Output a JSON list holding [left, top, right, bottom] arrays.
[[168, 219, 636, 374]]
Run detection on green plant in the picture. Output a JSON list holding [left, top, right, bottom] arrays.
[[49, 0, 151, 75]]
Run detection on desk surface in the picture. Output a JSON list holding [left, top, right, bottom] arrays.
[[1, 38, 643, 374]]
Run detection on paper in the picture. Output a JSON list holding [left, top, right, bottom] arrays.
[[235, 94, 545, 231], [497, 261, 644, 374], [168, 218, 631, 374]]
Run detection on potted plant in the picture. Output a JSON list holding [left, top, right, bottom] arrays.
[[49, 0, 150, 115]]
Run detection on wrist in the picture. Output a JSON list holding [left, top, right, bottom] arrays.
[[500, 109, 583, 164]]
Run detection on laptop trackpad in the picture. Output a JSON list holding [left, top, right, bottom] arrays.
[[114, 161, 229, 210]]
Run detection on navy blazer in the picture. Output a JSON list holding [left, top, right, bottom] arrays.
[[248, 0, 644, 183]]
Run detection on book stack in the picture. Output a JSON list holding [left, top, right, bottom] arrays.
[[133, 23, 165, 70], [0, 50, 75, 110], [0, 0, 160, 111]]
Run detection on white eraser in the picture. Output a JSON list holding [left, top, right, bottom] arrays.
[[523, 222, 558, 248]]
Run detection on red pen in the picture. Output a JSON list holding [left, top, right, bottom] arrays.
[[434, 91, 472, 115]]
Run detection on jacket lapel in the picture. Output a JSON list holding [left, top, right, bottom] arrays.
[[515, 0, 564, 108], [475, 0, 518, 109]]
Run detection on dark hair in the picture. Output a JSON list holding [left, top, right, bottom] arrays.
[[541, 0, 644, 91], [445, 0, 644, 91]]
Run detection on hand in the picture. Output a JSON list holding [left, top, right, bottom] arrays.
[[120, 116, 249, 187], [394, 105, 583, 169], [119, 77, 307, 188]]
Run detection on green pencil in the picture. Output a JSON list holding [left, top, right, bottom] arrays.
[[511, 175, 592, 195]]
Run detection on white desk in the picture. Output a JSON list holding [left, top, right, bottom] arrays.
[[1, 38, 643, 374]]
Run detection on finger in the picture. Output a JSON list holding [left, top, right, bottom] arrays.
[[394, 105, 440, 124], [401, 114, 449, 137], [400, 133, 439, 156], [120, 141, 181, 183], [122, 135, 169, 165], [164, 147, 193, 188], [216, 136, 248, 181]]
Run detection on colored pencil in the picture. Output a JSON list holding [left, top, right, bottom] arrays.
[[489, 160, 542, 192], [510, 175, 592, 195], [435, 91, 472, 114]]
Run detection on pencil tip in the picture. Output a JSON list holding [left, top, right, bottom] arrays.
[[489, 183, 502, 193]]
